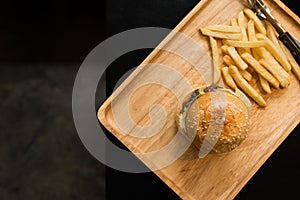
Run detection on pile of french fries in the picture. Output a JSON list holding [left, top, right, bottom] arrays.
[[200, 8, 300, 107]]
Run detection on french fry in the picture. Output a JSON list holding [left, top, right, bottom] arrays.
[[259, 59, 290, 88], [243, 8, 267, 35], [205, 25, 241, 33], [237, 11, 251, 54], [237, 12, 247, 38], [200, 28, 242, 40], [223, 55, 252, 81], [230, 18, 238, 27], [227, 46, 248, 70], [252, 50, 261, 60], [209, 36, 221, 83], [229, 65, 267, 107], [266, 22, 290, 69], [222, 40, 265, 48], [247, 19, 262, 60], [247, 19, 256, 41], [223, 55, 235, 66], [278, 40, 300, 80], [221, 67, 237, 89], [259, 75, 272, 94], [266, 22, 280, 48], [241, 52, 279, 88], [240, 69, 253, 81], [256, 33, 291, 71], [221, 45, 229, 54]]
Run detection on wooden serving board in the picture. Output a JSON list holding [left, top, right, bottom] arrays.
[[98, 0, 300, 199]]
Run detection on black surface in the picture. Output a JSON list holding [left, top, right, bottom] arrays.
[[0, 0, 106, 63], [0, 0, 106, 199], [0, 65, 105, 199]]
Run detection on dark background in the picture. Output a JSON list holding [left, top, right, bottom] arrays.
[[1, 0, 300, 199]]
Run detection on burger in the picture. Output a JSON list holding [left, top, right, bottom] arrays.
[[177, 85, 250, 154]]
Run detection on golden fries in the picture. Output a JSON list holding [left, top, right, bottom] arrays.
[[259, 75, 271, 94], [243, 8, 266, 35], [221, 67, 237, 89], [222, 40, 265, 48], [200, 8, 298, 107], [221, 45, 229, 54], [266, 22, 280, 49], [200, 28, 242, 40], [247, 19, 256, 41], [223, 55, 235, 66], [229, 65, 267, 107], [239, 69, 252, 81], [246, 19, 261, 60], [227, 46, 248, 70], [209, 36, 221, 83], [256, 33, 291, 71], [205, 25, 241, 33], [237, 11, 251, 54], [279, 40, 300, 81], [258, 57, 290, 88], [223, 54, 252, 81], [266, 22, 291, 70], [230, 18, 238, 27], [241, 53, 279, 88]]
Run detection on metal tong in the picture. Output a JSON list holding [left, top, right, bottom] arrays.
[[246, 0, 300, 64]]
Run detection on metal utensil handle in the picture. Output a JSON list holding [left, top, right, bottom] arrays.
[[279, 32, 300, 65]]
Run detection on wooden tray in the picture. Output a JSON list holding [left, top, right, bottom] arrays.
[[98, 0, 300, 199]]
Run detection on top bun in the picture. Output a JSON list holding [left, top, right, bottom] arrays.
[[178, 88, 250, 154]]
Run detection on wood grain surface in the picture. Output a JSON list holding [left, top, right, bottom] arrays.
[[98, 0, 300, 199]]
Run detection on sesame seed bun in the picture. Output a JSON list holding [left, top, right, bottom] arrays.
[[178, 88, 250, 154]]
